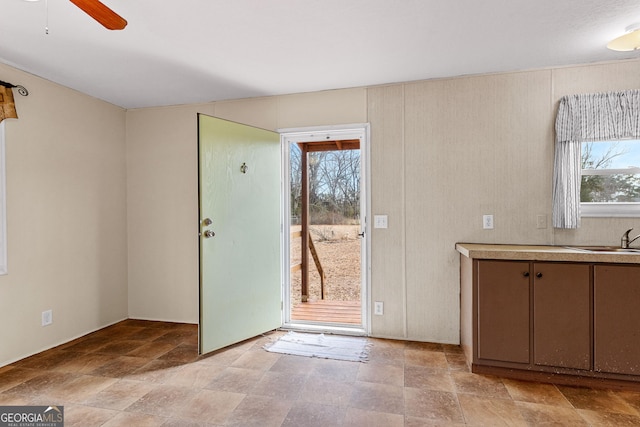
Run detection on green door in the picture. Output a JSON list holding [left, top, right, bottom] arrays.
[[198, 114, 282, 354]]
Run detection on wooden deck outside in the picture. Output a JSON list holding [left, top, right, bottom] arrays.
[[291, 300, 361, 325]]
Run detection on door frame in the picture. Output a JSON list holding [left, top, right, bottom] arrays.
[[279, 124, 371, 336]]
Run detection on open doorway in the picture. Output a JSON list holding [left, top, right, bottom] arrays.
[[281, 125, 369, 334]]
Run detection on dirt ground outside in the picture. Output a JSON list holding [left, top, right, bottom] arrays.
[[289, 224, 361, 308]]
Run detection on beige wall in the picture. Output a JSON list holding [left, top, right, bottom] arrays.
[[3, 58, 639, 366], [0, 64, 128, 366], [369, 70, 555, 342], [368, 59, 640, 343], [126, 60, 640, 345], [125, 103, 212, 323]]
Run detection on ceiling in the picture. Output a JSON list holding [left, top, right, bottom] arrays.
[[1, 0, 639, 109]]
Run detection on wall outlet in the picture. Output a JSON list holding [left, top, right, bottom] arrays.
[[374, 301, 384, 315], [483, 215, 494, 229], [536, 214, 547, 229], [41, 309, 52, 326], [374, 215, 388, 229]]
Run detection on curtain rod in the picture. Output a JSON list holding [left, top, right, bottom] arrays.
[[0, 80, 29, 96]]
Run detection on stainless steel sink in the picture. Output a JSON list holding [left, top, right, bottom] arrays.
[[565, 246, 640, 253]]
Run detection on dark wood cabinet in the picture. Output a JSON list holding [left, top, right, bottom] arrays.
[[475, 261, 591, 369], [533, 262, 590, 370], [477, 260, 530, 363], [594, 264, 640, 375], [459, 244, 640, 389]]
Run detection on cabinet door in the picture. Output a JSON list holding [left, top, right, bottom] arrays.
[[533, 263, 590, 370], [477, 260, 530, 363], [594, 264, 640, 375]]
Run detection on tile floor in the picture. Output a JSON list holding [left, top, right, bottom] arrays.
[[1, 320, 640, 426]]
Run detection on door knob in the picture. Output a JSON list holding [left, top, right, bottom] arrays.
[[203, 230, 215, 238]]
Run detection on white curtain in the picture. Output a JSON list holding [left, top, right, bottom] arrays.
[[552, 90, 640, 228]]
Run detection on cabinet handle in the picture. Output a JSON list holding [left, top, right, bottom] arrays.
[[523, 272, 530, 277], [536, 272, 543, 278]]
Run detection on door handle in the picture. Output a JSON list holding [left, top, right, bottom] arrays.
[[203, 230, 216, 238], [358, 231, 365, 238]]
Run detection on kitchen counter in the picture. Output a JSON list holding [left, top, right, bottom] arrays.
[[456, 243, 640, 264], [458, 242, 640, 390]]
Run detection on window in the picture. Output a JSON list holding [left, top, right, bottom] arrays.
[[581, 139, 640, 217]]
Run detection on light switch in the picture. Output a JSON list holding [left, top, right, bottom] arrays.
[[374, 215, 388, 229]]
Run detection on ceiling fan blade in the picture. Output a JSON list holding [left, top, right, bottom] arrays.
[[69, 0, 127, 30]]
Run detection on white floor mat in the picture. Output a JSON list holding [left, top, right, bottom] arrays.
[[264, 331, 371, 362]]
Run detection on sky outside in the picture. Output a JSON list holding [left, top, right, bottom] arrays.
[[584, 140, 640, 169]]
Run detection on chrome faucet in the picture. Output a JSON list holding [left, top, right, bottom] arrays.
[[621, 228, 640, 249]]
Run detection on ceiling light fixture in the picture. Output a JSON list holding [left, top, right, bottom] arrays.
[[607, 23, 640, 51]]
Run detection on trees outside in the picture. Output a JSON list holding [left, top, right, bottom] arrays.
[[289, 144, 362, 303], [290, 144, 360, 225], [581, 141, 640, 203]]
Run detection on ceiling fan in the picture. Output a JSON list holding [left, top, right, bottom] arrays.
[[69, 0, 127, 30]]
